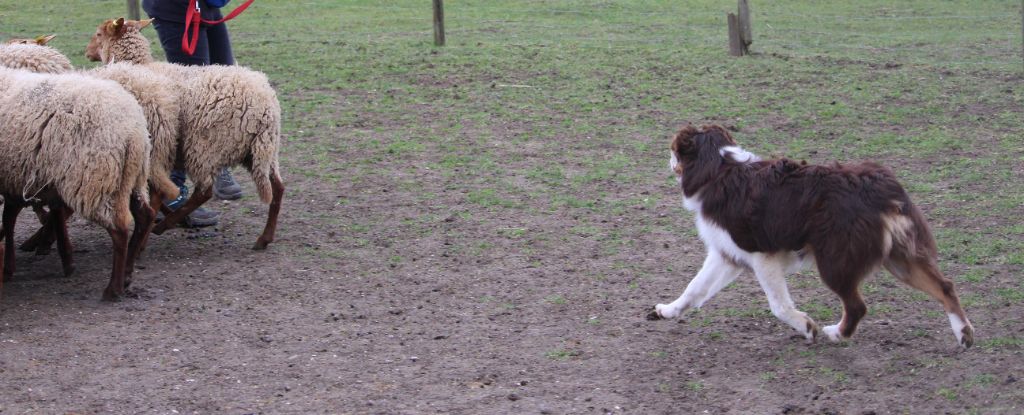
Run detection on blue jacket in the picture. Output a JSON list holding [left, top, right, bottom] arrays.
[[143, 0, 224, 23]]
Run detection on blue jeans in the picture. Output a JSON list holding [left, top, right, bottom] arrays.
[[150, 17, 235, 66]]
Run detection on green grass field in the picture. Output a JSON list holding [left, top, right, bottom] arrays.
[[1, 0, 1022, 413]]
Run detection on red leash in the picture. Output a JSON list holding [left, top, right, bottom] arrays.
[[182, 0, 255, 56]]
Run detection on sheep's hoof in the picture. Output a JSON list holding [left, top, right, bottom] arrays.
[[62, 265, 75, 278], [102, 288, 124, 302], [151, 224, 168, 235], [252, 239, 270, 250]]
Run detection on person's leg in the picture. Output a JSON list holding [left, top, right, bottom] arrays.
[[149, 18, 211, 65], [205, 22, 235, 65], [163, 169, 218, 227]]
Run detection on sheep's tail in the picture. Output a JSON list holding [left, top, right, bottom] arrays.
[[115, 129, 152, 231], [248, 101, 282, 204]]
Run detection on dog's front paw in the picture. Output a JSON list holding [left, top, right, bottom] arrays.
[[805, 320, 821, 344], [652, 303, 680, 320], [959, 325, 974, 349], [822, 324, 844, 342]]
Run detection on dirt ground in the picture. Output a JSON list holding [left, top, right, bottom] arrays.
[[1, 109, 1021, 415]]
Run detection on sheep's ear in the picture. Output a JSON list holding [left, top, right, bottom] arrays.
[[137, 18, 154, 29], [35, 34, 56, 45], [111, 17, 127, 37]]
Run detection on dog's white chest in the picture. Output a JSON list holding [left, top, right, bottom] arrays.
[[694, 213, 751, 264]]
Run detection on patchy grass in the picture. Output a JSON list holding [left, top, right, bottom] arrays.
[[1, 1, 1021, 414]]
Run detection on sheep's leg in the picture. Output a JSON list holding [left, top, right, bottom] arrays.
[[135, 190, 164, 256], [19, 221, 52, 254], [125, 192, 155, 287], [19, 201, 49, 253], [20, 206, 71, 255], [102, 226, 130, 302], [253, 173, 285, 250], [151, 187, 212, 235], [0, 239, 4, 295], [47, 201, 75, 278], [2, 199, 24, 279], [30, 203, 48, 224]]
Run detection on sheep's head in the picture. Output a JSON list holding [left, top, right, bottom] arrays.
[[86, 17, 153, 63], [4, 34, 57, 46]]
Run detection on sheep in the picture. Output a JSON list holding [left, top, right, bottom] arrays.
[[0, 37, 180, 271], [0, 35, 73, 74], [0, 67, 155, 300], [87, 18, 285, 250]]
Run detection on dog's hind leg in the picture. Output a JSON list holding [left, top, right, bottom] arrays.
[[817, 264, 872, 343], [884, 256, 973, 348], [652, 251, 742, 320], [751, 254, 820, 342]]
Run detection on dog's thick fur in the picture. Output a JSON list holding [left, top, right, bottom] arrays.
[[650, 124, 974, 348]]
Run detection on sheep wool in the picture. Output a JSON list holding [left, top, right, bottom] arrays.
[[1, 41, 180, 201], [90, 19, 283, 204], [176, 64, 282, 203], [90, 63, 181, 200], [0, 67, 150, 231], [0, 43, 72, 74]]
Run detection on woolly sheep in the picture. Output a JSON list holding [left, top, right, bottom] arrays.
[[87, 18, 285, 250], [0, 36, 178, 201], [0, 67, 155, 300], [0, 35, 73, 74], [0, 38, 180, 266]]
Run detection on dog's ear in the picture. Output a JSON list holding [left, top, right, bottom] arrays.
[[700, 124, 737, 146], [671, 124, 699, 157]]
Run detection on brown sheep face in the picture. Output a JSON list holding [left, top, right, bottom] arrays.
[[85, 18, 152, 62]]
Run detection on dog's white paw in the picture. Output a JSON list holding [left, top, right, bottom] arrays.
[[654, 304, 679, 319], [822, 324, 844, 342]]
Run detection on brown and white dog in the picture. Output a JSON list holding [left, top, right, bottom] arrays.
[[649, 124, 974, 348]]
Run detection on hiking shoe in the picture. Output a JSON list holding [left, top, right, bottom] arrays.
[[213, 168, 243, 200], [165, 183, 189, 211], [162, 183, 220, 228], [183, 207, 220, 228]]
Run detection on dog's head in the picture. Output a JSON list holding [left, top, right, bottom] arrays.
[[669, 124, 739, 191]]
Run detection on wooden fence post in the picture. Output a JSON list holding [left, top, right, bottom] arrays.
[[738, 0, 752, 51], [727, 0, 751, 56], [727, 13, 743, 56], [433, 0, 445, 47], [127, 0, 140, 20]]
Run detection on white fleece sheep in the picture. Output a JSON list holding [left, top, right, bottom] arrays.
[[0, 38, 72, 74], [0, 67, 154, 300], [0, 38, 179, 262], [88, 18, 285, 250], [0, 36, 179, 200]]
